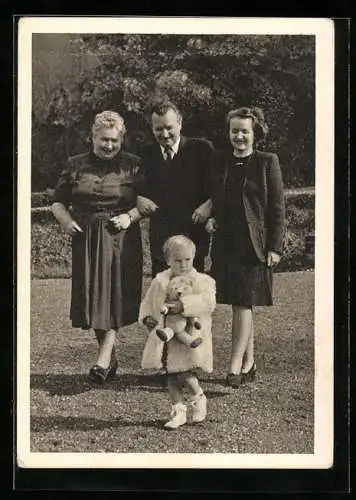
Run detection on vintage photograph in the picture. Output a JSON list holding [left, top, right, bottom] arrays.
[[17, 17, 334, 469]]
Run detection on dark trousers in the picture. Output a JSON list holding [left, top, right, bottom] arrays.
[[149, 220, 208, 277]]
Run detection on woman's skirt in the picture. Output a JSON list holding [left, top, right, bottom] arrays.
[[70, 214, 143, 330], [211, 223, 273, 307]]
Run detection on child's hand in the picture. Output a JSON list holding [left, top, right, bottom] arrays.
[[143, 315, 158, 331], [160, 305, 169, 315], [166, 300, 184, 314]]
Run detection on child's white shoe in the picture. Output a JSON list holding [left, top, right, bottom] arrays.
[[164, 403, 187, 430], [190, 393, 207, 423]]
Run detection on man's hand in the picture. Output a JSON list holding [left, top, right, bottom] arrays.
[[267, 251, 281, 267], [192, 199, 212, 224], [143, 315, 158, 331], [137, 196, 159, 217]]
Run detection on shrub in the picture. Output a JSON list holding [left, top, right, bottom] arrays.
[[285, 204, 315, 231], [284, 189, 315, 210], [31, 221, 72, 278], [31, 190, 315, 278], [31, 190, 55, 208]]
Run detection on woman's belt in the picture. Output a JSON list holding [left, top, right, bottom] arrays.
[[73, 206, 129, 221]]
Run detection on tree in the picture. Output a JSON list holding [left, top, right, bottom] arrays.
[[32, 34, 315, 190]]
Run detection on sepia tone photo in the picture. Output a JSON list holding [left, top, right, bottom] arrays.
[[17, 17, 334, 469]]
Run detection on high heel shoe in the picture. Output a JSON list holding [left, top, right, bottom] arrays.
[[241, 363, 257, 384], [89, 354, 118, 384]]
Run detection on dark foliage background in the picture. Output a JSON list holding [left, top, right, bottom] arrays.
[[32, 34, 315, 191]]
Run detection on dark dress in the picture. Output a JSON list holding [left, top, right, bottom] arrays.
[[53, 151, 143, 330], [211, 152, 273, 307]]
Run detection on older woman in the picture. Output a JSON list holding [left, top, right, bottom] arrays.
[[206, 107, 285, 387], [51, 111, 157, 383]]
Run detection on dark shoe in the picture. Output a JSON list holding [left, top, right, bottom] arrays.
[[241, 363, 257, 384], [89, 364, 111, 384], [89, 355, 118, 384], [226, 373, 243, 388], [106, 359, 118, 380]]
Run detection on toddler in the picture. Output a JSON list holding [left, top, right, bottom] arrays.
[[139, 235, 216, 429]]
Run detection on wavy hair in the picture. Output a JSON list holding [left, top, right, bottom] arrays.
[[226, 106, 268, 142], [92, 110, 126, 137]]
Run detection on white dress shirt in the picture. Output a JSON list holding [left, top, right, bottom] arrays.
[[160, 137, 181, 160]]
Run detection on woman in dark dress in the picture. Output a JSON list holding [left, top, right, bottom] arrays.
[[51, 111, 157, 383], [206, 107, 285, 387]]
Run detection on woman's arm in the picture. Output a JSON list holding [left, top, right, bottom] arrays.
[[266, 154, 285, 255], [51, 202, 83, 234], [110, 196, 158, 231]]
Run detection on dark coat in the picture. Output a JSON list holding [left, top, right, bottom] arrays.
[[140, 135, 215, 275], [212, 149, 285, 262]]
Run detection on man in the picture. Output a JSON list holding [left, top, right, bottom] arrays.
[[139, 100, 215, 277]]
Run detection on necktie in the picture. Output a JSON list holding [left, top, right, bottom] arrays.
[[164, 147, 173, 162]]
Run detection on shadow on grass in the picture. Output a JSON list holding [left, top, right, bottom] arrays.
[[30, 373, 167, 396], [31, 405, 227, 433], [31, 415, 166, 432], [31, 372, 235, 397]]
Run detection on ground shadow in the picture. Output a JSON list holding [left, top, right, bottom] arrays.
[[30, 414, 165, 432], [31, 373, 234, 397], [31, 411, 226, 433], [30, 372, 168, 396]]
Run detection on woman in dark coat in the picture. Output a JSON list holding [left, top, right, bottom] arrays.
[[206, 107, 285, 387], [51, 111, 157, 383]]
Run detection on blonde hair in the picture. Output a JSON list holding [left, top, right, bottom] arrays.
[[162, 235, 196, 262], [92, 111, 126, 136]]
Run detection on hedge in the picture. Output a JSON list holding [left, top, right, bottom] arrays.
[[31, 189, 315, 278]]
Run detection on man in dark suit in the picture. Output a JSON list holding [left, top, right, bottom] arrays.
[[139, 100, 215, 277]]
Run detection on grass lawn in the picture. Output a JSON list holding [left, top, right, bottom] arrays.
[[30, 271, 314, 454]]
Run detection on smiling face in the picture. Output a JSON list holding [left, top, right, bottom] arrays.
[[229, 116, 254, 157], [168, 245, 195, 276], [151, 108, 182, 148], [92, 126, 122, 160]]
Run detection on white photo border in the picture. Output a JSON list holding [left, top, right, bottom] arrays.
[[17, 16, 335, 469]]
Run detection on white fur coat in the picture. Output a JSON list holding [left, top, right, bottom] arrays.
[[139, 269, 216, 373]]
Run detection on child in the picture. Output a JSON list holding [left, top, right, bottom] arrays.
[[139, 235, 216, 430]]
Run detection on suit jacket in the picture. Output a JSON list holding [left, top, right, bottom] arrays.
[[212, 149, 285, 262], [140, 135, 215, 224]]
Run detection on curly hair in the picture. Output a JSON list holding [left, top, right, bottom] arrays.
[[92, 110, 126, 136], [226, 106, 268, 142]]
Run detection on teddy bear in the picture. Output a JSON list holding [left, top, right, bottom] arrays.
[[155, 275, 203, 348]]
